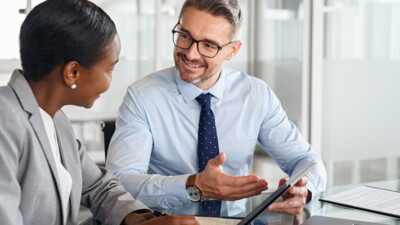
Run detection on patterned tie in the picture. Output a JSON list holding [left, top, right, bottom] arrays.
[[196, 93, 221, 217]]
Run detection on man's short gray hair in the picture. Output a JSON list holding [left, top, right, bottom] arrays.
[[178, 0, 243, 41]]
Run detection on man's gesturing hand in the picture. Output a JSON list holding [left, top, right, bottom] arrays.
[[195, 153, 268, 201]]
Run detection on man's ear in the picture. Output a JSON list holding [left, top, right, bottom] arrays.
[[63, 61, 80, 87], [226, 41, 242, 61]]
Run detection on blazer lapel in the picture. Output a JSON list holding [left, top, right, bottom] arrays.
[[8, 70, 63, 208], [54, 113, 80, 223], [29, 112, 63, 191]]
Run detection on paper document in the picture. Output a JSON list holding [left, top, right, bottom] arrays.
[[320, 186, 400, 218], [302, 215, 386, 225], [195, 216, 241, 225]]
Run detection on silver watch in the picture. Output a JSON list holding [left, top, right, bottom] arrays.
[[186, 185, 202, 202], [186, 174, 202, 202]]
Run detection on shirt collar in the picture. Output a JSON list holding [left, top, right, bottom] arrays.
[[175, 67, 225, 103]]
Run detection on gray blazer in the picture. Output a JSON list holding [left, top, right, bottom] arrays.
[[0, 70, 148, 225]]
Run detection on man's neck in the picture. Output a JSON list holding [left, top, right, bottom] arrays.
[[194, 70, 221, 90]]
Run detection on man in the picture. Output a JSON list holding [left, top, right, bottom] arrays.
[[106, 0, 326, 217]]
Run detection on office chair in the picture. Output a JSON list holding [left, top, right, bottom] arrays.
[[100, 120, 116, 159]]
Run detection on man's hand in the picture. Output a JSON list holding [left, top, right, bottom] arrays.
[[124, 212, 199, 225], [195, 153, 268, 201], [267, 176, 309, 215]]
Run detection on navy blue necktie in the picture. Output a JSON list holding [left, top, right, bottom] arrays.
[[196, 93, 221, 217]]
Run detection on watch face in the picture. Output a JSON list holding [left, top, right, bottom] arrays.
[[187, 186, 201, 202]]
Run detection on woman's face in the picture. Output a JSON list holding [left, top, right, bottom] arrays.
[[75, 34, 121, 108]]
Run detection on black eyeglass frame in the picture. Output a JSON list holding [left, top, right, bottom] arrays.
[[171, 23, 235, 58]]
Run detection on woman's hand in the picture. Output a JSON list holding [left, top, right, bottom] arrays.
[[124, 212, 199, 225]]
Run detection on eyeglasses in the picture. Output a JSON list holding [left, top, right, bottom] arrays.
[[171, 23, 234, 58]]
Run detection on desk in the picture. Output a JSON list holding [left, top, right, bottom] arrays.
[[79, 179, 400, 225]]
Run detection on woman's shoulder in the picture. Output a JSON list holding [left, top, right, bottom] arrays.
[[0, 86, 25, 120], [0, 86, 29, 147]]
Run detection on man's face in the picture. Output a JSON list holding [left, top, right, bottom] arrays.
[[174, 6, 241, 90]]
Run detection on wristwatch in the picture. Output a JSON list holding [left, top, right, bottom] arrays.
[[186, 174, 202, 202]]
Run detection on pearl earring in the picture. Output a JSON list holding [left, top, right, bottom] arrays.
[[71, 84, 77, 89]]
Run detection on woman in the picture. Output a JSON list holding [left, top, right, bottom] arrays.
[[0, 0, 198, 225]]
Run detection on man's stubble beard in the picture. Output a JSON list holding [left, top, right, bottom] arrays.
[[174, 52, 218, 85]]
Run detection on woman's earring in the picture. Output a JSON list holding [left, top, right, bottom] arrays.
[[71, 84, 77, 89]]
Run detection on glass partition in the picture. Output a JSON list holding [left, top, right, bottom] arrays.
[[321, 0, 400, 185], [254, 0, 305, 129]]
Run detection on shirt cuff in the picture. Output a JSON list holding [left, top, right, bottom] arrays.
[[306, 181, 316, 201], [163, 174, 192, 207]]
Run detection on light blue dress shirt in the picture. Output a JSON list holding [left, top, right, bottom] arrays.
[[106, 66, 327, 217]]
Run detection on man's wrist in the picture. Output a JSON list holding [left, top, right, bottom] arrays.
[[186, 174, 202, 202], [185, 174, 197, 187]]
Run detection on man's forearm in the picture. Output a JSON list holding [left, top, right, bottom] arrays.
[[116, 172, 191, 208]]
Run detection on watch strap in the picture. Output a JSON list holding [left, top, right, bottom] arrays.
[[186, 174, 197, 188]]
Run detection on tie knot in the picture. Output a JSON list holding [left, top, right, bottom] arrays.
[[196, 93, 212, 110]]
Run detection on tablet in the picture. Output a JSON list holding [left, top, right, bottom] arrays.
[[237, 160, 317, 225]]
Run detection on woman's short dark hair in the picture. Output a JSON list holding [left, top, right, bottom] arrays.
[[19, 0, 117, 81]]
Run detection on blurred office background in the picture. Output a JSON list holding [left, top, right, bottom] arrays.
[[1, 0, 399, 188]]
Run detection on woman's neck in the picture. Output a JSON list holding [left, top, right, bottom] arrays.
[[28, 75, 65, 118]]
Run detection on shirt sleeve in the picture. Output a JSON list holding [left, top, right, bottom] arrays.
[[105, 87, 191, 209], [257, 84, 327, 199]]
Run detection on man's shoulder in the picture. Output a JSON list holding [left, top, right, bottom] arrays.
[[125, 67, 178, 103], [129, 67, 176, 90], [224, 67, 269, 90]]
